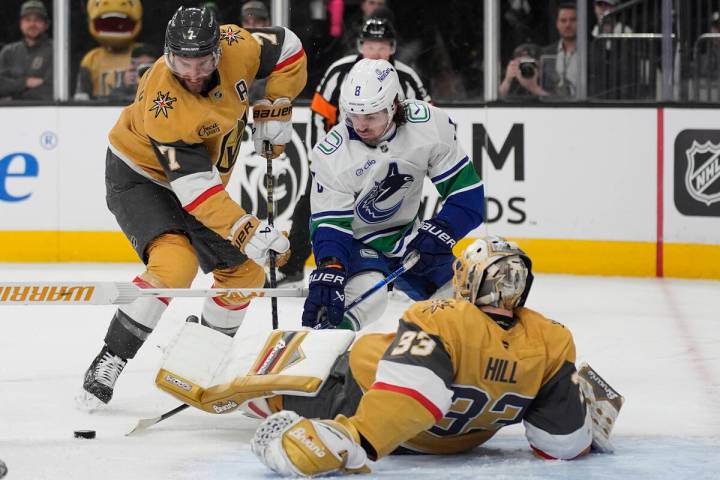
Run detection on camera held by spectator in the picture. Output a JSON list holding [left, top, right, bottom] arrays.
[[518, 57, 538, 79], [499, 43, 549, 100]]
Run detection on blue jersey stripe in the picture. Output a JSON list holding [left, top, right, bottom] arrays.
[[430, 156, 469, 184]]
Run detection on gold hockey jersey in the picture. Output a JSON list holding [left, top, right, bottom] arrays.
[[107, 25, 306, 238], [347, 298, 590, 460]]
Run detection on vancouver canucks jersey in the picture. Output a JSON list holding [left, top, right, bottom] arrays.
[[308, 100, 484, 266], [346, 299, 592, 460]]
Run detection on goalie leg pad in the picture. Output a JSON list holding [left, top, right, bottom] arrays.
[[156, 325, 354, 414], [577, 362, 625, 453], [251, 410, 370, 477]]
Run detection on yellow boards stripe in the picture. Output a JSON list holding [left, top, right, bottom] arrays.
[[0, 231, 137, 262], [1, 231, 718, 279]]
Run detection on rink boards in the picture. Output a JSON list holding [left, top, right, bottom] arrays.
[[0, 105, 717, 279]]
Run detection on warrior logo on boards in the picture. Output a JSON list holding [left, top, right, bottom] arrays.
[[356, 162, 414, 224], [684, 140, 720, 206]]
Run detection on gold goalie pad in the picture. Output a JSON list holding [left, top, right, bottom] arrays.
[[156, 323, 355, 414]]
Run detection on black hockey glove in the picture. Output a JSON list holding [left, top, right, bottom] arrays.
[[406, 218, 457, 275], [302, 260, 347, 329]]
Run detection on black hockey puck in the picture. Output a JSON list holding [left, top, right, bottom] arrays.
[[0, 459, 7, 478], [74, 430, 96, 439]]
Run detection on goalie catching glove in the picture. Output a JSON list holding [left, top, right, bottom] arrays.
[[228, 214, 290, 267], [253, 97, 293, 159], [252, 410, 370, 477]]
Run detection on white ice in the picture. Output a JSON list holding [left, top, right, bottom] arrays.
[[0, 263, 718, 479]]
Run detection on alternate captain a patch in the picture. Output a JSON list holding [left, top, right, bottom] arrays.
[[149, 91, 177, 119]]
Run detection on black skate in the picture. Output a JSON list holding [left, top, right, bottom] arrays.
[[76, 345, 127, 410]]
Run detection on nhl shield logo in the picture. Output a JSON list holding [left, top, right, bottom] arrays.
[[684, 140, 720, 206]]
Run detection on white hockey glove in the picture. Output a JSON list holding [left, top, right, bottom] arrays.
[[228, 214, 290, 267], [252, 97, 293, 159], [252, 411, 370, 478], [577, 363, 625, 453]]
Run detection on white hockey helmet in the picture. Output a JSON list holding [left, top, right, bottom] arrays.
[[452, 236, 534, 310], [340, 58, 402, 119]]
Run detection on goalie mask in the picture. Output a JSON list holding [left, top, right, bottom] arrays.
[[340, 58, 401, 139], [452, 236, 534, 311], [164, 6, 221, 79]]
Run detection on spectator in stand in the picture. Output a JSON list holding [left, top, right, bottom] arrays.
[[540, 2, 577, 98], [242, 1, 272, 28], [499, 43, 549, 101], [694, 12, 720, 101], [0, 1, 52, 101], [592, 0, 632, 37], [107, 44, 160, 103]]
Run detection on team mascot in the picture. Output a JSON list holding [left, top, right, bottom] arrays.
[[74, 0, 143, 100]]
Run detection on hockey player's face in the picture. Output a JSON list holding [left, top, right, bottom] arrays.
[[347, 111, 390, 143], [168, 54, 217, 93]]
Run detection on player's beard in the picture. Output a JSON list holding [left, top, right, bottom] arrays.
[[181, 76, 210, 94]]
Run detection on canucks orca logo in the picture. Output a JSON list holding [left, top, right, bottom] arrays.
[[356, 163, 414, 224]]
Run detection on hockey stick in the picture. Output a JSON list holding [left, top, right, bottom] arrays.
[[264, 140, 279, 330], [126, 403, 189, 436], [343, 250, 420, 314], [313, 249, 421, 330], [126, 251, 420, 435], [0, 282, 308, 306]]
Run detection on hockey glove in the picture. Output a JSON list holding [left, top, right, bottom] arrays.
[[252, 97, 293, 159], [302, 261, 346, 328], [228, 215, 291, 268], [251, 410, 370, 477], [406, 218, 457, 275]]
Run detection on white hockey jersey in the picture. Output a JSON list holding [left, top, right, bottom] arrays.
[[309, 100, 485, 266]]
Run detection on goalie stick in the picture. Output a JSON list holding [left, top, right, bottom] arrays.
[[126, 251, 421, 436], [0, 282, 308, 306]]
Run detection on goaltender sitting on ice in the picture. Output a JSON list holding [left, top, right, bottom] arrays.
[[155, 236, 624, 477]]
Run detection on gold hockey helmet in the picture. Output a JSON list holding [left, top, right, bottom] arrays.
[[452, 236, 533, 310]]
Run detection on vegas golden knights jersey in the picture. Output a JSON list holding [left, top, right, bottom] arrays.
[[107, 25, 306, 239], [76, 46, 135, 98], [347, 298, 591, 460]]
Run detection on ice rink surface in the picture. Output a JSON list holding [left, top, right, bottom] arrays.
[[0, 263, 718, 479]]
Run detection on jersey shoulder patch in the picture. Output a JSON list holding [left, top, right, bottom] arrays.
[[314, 125, 347, 156], [219, 24, 246, 47], [403, 100, 432, 123]]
